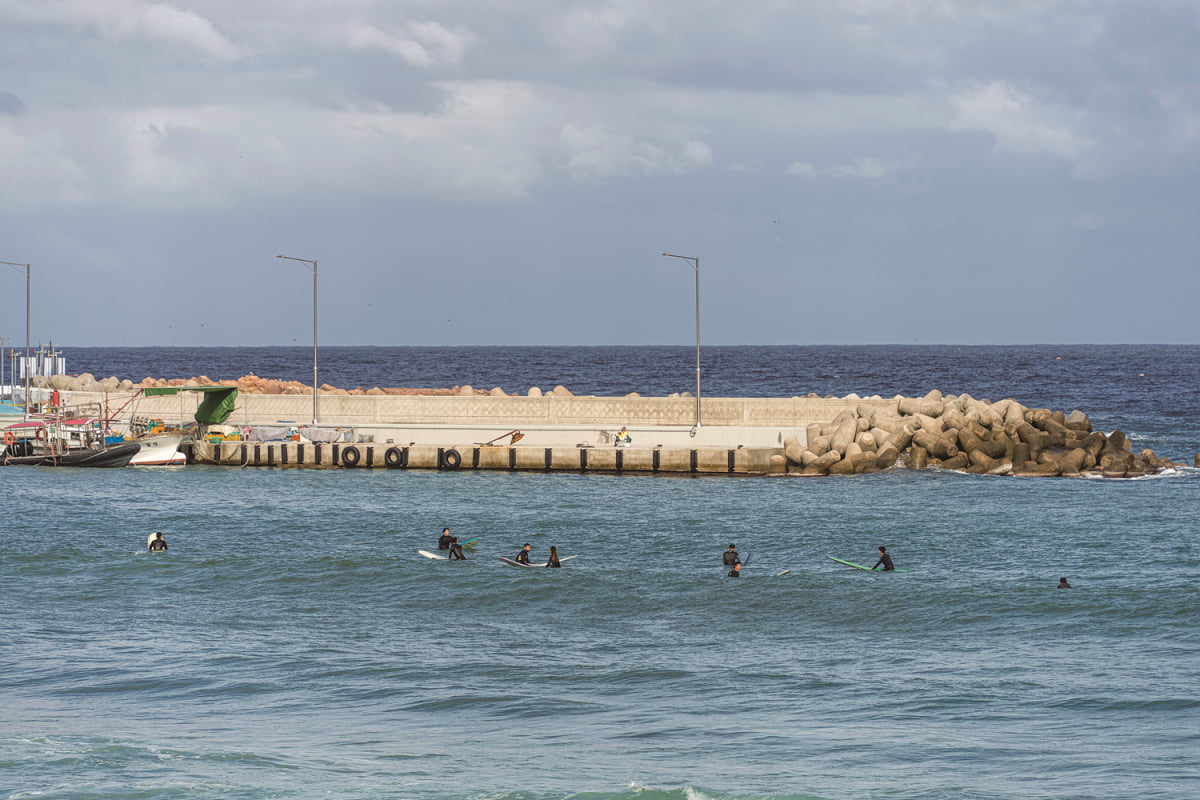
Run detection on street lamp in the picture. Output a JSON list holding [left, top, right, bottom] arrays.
[[276, 254, 319, 424], [660, 252, 701, 428], [1, 261, 30, 416]]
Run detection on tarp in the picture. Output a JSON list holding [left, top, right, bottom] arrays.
[[143, 386, 239, 425]]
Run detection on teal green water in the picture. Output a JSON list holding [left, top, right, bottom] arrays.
[[2, 465, 1198, 800]]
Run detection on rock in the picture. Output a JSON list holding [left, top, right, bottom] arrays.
[[528, 387, 543, 397], [808, 435, 832, 457], [875, 445, 900, 469], [940, 453, 969, 471], [784, 437, 805, 465], [458, 385, 475, 396], [552, 385, 574, 397], [828, 455, 857, 475], [855, 432, 877, 452], [489, 387, 507, 396], [768, 454, 788, 473], [913, 430, 958, 460], [623, 391, 639, 398], [829, 415, 858, 455], [909, 446, 929, 470], [119, 379, 134, 391], [806, 423, 823, 444], [48, 374, 74, 390], [366, 388, 386, 396]]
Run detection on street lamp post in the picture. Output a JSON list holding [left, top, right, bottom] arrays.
[[276, 254, 319, 425], [660, 253, 701, 428], [1, 261, 31, 416]]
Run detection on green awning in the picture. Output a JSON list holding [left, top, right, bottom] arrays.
[[143, 386, 239, 425]]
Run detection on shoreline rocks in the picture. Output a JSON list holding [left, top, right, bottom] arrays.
[[784, 390, 1177, 479]]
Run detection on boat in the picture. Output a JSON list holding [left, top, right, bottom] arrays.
[[126, 430, 189, 466], [2, 416, 141, 467]]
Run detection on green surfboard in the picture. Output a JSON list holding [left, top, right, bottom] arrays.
[[827, 555, 907, 572]]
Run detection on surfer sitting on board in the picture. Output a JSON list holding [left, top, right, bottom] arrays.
[[448, 537, 467, 561], [722, 544, 739, 567], [871, 546, 894, 571], [148, 532, 167, 552], [438, 528, 453, 550], [727, 561, 742, 577], [1058, 577, 1072, 588], [515, 543, 532, 565], [545, 546, 561, 568]]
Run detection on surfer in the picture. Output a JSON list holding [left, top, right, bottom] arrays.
[[727, 561, 742, 577], [871, 546, 894, 571], [545, 546, 562, 568], [515, 543, 532, 565], [448, 537, 467, 561], [148, 532, 167, 552], [1057, 577, 1072, 588], [722, 544, 739, 567], [437, 528, 453, 550]]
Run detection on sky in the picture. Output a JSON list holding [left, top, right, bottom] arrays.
[[1, 0, 1198, 347]]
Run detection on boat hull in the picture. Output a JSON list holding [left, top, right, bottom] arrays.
[[2, 441, 141, 468]]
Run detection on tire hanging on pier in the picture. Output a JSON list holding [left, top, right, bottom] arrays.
[[341, 446, 361, 467], [384, 447, 406, 468], [441, 448, 462, 469]]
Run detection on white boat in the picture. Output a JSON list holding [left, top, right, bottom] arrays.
[[126, 431, 188, 466]]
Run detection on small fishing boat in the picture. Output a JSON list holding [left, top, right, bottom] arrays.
[[1, 408, 141, 468]]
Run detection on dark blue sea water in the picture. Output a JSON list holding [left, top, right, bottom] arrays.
[[3, 346, 1198, 800]]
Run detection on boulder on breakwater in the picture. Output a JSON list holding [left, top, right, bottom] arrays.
[[785, 390, 1177, 479]]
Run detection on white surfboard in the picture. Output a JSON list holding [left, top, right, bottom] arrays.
[[418, 549, 448, 560], [497, 555, 578, 567]]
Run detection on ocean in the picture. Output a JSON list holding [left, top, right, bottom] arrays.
[[2, 345, 1197, 800]]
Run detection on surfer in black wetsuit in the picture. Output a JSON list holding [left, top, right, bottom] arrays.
[[723, 544, 739, 567], [546, 546, 561, 568], [448, 537, 466, 560], [515, 543, 532, 564], [1058, 577, 1072, 588], [872, 546, 894, 571], [727, 561, 742, 577], [148, 532, 167, 552], [437, 528, 453, 550]]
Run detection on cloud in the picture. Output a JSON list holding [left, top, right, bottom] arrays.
[[557, 123, 712, 181], [0, 90, 24, 115], [342, 20, 471, 67], [1, 0, 239, 60], [948, 81, 1096, 168], [785, 155, 917, 180]]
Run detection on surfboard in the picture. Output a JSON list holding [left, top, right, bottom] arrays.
[[460, 538, 479, 548], [827, 556, 907, 572], [497, 555, 578, 568], [775, 570, 792, 576], [419, 549, 448, 560]]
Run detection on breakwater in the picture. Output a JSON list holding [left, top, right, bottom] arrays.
[[49, 383, 1185, 477], [784, 389, 1181, 478]]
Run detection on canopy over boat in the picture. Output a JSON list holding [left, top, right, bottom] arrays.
[[143, 386, 238, 425]]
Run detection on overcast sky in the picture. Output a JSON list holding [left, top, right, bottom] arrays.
[[1, 1, 1197, 347]]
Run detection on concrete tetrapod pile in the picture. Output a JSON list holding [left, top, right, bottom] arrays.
[[784, 390, 1177, 478]]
